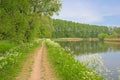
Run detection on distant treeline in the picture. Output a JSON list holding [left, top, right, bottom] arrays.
[[1, 0, 120, 43], [52, 19, 120, 39], [0, 0, 61, 43]]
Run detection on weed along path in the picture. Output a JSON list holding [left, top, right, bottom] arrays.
[[16, 41, 57, 80]]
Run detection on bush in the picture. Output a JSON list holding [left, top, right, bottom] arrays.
[[0, 40, 15, 53], [0, 34, 3, 40], [98, 33, 109, 41]]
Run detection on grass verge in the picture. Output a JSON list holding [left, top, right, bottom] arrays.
[[46, 39, 104, 80], [0, 39, 42, 80], [0, 40, 16, 54]]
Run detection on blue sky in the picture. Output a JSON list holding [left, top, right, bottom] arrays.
[[53, 0, 120, 27]]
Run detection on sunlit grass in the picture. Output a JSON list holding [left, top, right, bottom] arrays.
[[46, 39, 104, 80], [0, 39, 42, 80], [0, 40, 15, 54]]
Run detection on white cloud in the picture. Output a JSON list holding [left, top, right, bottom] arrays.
[[53, 0, 120, 25]]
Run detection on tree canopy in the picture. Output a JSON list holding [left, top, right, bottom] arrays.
[[52, 19, 120, 38], [0, 0, 61, 43]]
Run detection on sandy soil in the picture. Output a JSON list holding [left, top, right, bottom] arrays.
[[105, 38, 120, 40], [16, 46, 39, 80], [54, 38, 99, 41], [16, 42, 57, 80]]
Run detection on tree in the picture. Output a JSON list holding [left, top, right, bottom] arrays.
[[52, 19, 110, 39], [29, 0, 61, 16], [0, 0, 61, 43], [98, 33, 109, 41]]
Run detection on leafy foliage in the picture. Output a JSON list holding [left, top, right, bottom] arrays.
[[52, 19, 120, 39], [0, 40, 15, 54], [98, 33, 109, 41], [0, 0, 61, 43]]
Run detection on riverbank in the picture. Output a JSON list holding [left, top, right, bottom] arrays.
[[1, 38, 119, 80], [52, 38, 120, 42], [46, 39, 104, 80], [52, 38, 99, 41], [105, 38, 120, 42]]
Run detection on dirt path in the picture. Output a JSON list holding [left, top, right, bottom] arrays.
[[16, 41, 57, 80]]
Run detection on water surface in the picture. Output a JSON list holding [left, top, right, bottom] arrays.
[[57, 41, 120, 80]]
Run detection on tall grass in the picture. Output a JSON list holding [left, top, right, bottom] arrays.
[[0, 39, 42, 80], [46, 39, 104, 80], [0, 40, 15, 54]]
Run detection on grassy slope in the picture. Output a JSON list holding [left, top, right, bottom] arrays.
[[46, 39, 104, 80]]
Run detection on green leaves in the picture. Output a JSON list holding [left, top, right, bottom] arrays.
[[52, 19, 120, 39], [0, 0, 61, 43], [29, 0, 61, 16], [98, 33, 109, 41]]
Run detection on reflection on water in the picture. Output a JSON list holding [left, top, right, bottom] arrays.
[[57, 41, 120, 55], [75, 54, 113, 80], [57, 41, 120, 80]]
